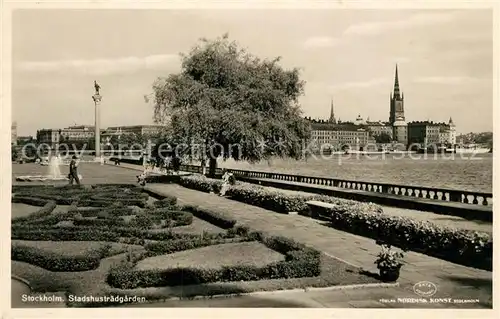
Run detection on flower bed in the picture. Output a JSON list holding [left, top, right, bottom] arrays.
[[312, 204, 493, 271], [178, 175, 383, 215]]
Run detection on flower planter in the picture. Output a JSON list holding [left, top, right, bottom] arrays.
[[379, 267, 401, 282]]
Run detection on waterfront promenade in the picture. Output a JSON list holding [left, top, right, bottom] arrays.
[[145, 183, 492, 308], [106, 161, 493, 233]]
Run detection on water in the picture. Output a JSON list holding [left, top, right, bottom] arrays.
[[48, 155, 62, 179], [218, 153, 493, 193]]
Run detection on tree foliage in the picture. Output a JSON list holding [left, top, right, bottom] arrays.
[[151, 34, 311, 173], [373, 132, 392, 144]]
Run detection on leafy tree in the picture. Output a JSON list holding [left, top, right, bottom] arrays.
[[373, 132, 392, 144], [151, 34, 311, 177]]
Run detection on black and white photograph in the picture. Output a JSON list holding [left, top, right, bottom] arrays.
[[2, 0, 497, 316]]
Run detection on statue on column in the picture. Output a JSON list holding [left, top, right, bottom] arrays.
[[94, 80, 101, 95]]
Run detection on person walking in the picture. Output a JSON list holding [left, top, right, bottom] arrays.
[[68, 155, 81, 185]]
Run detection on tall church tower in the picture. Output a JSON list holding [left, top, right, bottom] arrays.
[[389, 65, 405, 125], [329, 98, 337, 124]]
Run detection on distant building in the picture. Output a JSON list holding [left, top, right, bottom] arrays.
[[389, 65, 405, 125], [307, 65, 458, 149], [365, 120, 393, 139], [37, 125, 103, 147], [407, 121, 444, 145], [11, 122, 17, 146], [104, 125, 163, 137], [307, 119, 372, 151]]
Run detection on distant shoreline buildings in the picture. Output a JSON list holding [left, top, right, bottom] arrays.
[[35, 124, 163, 148], [306, 65, 457, 150]]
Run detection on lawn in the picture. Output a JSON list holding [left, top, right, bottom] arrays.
[[135, 241, 285, 271], [169, 216, 225, 235], [12, 203, 38, 219]]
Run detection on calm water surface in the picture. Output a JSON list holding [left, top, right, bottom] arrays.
[[219, 154, 493, 193]]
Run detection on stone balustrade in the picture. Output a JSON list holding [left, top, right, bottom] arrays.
[[179, 164, 493, 206]]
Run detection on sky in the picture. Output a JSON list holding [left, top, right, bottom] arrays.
[[12, 9, 493, 136]]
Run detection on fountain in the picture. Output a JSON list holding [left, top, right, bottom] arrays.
[[48, 155, 62, 178], [15, 154, 82, 182]]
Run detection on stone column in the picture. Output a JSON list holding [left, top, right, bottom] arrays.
[[92, 93, 102, 159]]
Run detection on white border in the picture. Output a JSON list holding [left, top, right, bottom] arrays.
[[1, 1, 498, 318]]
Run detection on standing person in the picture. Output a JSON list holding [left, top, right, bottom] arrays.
[[68, 155, 81, 185], [219, 169, 234, 196]]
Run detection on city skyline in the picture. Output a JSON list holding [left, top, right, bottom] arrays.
[[12, 9, 493, 136]]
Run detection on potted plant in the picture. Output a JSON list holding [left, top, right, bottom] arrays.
[[374, 244, 404, 282]]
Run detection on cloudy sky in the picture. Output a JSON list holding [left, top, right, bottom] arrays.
[[12, 9, 492, 136]]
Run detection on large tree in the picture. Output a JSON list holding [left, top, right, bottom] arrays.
[[151, 34, 311, 176]]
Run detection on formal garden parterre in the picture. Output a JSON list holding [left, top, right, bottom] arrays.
[[11, 184, 383, 307]]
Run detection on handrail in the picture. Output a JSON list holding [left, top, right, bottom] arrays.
[[179, 164, 493, 206]]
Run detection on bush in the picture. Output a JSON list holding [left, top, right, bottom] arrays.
[[148, 209, 193, 227], [178, 174, 223, 193], [107, 234, 321, 289], [178, 175, 383, 215], [313, 204, 493, 271], [73, 218, 126, 227], [18, 213, 75, 226], [11, 244, 111, 272], [11, 227, 120, 242], [11, 196, 49, 207], [77, 199, 146, 208], [181, 205, 236, 229], [128, 214, 155, 229], [153, 195, 178, 208]]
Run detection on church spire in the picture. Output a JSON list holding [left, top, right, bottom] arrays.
[[329, 98, 336, 124], [393, 64, 400, 98]]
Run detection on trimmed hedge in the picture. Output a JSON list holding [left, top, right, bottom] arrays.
[[153, 195, 178, 208], [18, 213, 75, 226], [12, 200, 57, 223], [145, 237, 247, 255], [181, 205, 236, 229], [77, 199, 147, 208], [314, 204, 493, 271], [178, 175, 383, 215], [13, 185, 148, 208], [11, 244, 111, 272], [73, 218, 126, 227], [148, 209, 193, 227], [128, 214, 155, 229], [11, 227, 120, 242], [12, 196, 49, 207], [107, 235, 321, 289], [70, 207, 135, 218]]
